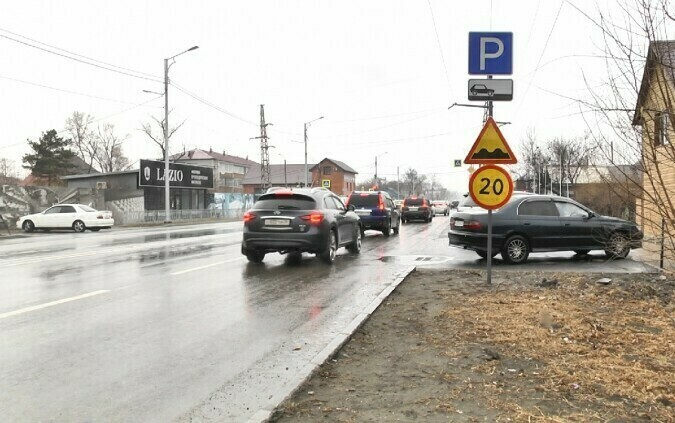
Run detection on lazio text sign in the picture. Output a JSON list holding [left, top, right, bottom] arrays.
[[139, 159, 214, 189]]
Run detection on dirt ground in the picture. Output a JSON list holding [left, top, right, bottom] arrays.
[[271, 269, 675, 422]]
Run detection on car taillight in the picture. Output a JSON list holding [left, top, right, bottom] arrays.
[[301, 212, 324, 225], [243, 211, 256, 223], [464, 220, 482, 230], [402, 200, 406, 207], [378, 194, 385, 211]]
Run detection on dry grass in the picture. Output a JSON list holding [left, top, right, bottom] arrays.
[[431, 273, 675, 421]]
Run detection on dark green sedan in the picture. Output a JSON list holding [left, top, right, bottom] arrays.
[[448, 194, 643, 264]]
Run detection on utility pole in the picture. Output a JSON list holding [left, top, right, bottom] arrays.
[[397, 166, 400, 199], [250, 105, 272, 190], [163, 57, 170, 222], [303, 116, 324, 187], [284, 159, 287, 187]]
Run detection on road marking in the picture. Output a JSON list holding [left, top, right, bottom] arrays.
[[0, 290, 110, 320], [170, 257, 245, 276]]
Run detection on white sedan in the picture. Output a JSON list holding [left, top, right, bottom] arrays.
[[17, 204, 114, 233]]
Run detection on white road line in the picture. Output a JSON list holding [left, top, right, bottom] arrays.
[[170, 257, 245, 276], [0, 290, 110, 320]]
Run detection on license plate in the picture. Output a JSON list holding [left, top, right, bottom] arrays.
[[409, 207, 418, 211], [356, 210, 371, 216], [455, 220, 464, 227], [265, 219, 290, 226]]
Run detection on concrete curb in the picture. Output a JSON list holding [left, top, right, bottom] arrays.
[[246, 266, 417, 423]]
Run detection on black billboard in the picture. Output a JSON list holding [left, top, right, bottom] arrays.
[[139, 159, 214, 189]]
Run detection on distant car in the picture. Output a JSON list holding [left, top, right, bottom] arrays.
[[394, 199, 403, 210], [241, 188, 362, 264], [345, 191, 400, 237], [17, 204, 114, 233], [431, 201, 450, 216], [401, 196, 433, 223], [448, 194, 643, 264]]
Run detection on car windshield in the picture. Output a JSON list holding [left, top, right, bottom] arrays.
[[406, 198, 424, 206], [253, 195, 316, 210], [79, 205, 97, 212], [459, 196, 477, 207], [348, 194, 380, 207]]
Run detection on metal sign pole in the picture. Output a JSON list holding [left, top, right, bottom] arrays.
[[486, 75, 494, 285]]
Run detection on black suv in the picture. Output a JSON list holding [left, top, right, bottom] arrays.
[[241, 188, 362, 264], [345, 191, 400, 237], [401, 196, 433, 223]]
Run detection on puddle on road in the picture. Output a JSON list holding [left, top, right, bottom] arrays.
[[379, 255, 454, 265], [106, 229, 241, 247]]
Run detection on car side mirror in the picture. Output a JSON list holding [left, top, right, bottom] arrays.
[[347, 204, 356, 212]]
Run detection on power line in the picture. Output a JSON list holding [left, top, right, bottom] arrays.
[[0, 74, 164, 107], [0, 27, 161, 80], [327, 107, 445, 123], [516, 1, 565, 115], [316, 109, 445, 139], [426, 0, 452, 96], [170, 81, 259, 126], [0, 33, 163, 84]]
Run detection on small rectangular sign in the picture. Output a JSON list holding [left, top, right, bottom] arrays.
[[322, 179, 331, 188], [139, 159, 214, 189], [454, 159, 462, 167], [468, 79, 513, 101]]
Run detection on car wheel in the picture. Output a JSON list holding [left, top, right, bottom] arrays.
[[574, 250, 590, 255], [393, 218, 400, 234], [605, 232, 630, 259], [382, 219, 391, 237], [501, 235, 530, 264], [246, 250, 265, 263], [320, 230, 337, 264], [347, 226, 362, 254], [90, 228, 101, 232], [22, 220, 35, 233], [72, 220, 86, 233]]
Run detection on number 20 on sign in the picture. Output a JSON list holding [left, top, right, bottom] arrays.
[[468, 165, 513, 210]]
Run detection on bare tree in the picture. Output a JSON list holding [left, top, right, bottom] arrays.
[[65, 111, 99, 173], [546, 134, 596, 189], [0, 158, 20, 184], [139, 113, 185, 158], [566, 0, 675, 264], [94, 124, 130, 173]]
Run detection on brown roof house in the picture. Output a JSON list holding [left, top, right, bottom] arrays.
[[310, 158, 358, 196], [632, 40, 675, 267]]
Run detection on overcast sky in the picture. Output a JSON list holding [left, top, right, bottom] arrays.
[[0, 0, 662, 192]]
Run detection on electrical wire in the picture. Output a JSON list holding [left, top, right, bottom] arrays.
[[516, 1, 565, 115], [0, 27, 161, 80], [170, 81, 259, 126], [0, 74, 163, 107], [0, 33, 163, 84], [426, 0, 452, 96]]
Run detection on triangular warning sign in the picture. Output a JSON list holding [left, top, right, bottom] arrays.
[[464, 117, 517, 164]]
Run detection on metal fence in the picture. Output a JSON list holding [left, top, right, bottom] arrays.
[[117, 209, 244, 225]]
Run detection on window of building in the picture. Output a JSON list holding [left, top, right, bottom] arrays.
[[323, 166, 332, 175], [655, 111, 670, 146]]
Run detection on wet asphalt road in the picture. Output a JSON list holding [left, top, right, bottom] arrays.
[[0, 217, 654, 422]]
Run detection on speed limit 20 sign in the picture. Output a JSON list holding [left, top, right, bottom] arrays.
[[468, 165, 513, 210]]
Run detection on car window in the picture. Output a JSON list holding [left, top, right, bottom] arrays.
[[333, 196, 346, 211], [459, 196, 477, 207], [555, 202, 588, 218], [253, 196, 316, 210], [405, 198, 424, 206], [44, 206, 61, 214], [348, 194, 379, 207], [323, 196, 339, 210], [518, 200, 558, 217], [60, 206, 76, 213], [79, 205, 97, 212]]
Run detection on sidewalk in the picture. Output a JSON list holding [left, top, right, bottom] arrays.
[[270, 269, 674, 422]]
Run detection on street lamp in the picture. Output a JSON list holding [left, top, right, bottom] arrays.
[[304, 116, 323, 187], [162, 45, 199, 223]]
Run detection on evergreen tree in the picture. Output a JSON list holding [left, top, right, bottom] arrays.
[[22, 130, 76, 183]]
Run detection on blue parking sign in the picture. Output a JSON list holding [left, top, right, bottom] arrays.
[[469, 32, 513, 75]]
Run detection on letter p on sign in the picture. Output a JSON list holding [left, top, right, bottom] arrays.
[[469, 32, 513, 75]]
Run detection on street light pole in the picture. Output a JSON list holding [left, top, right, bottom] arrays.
[[162, 45, 199, 223], [303, 116, 323, 187]]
